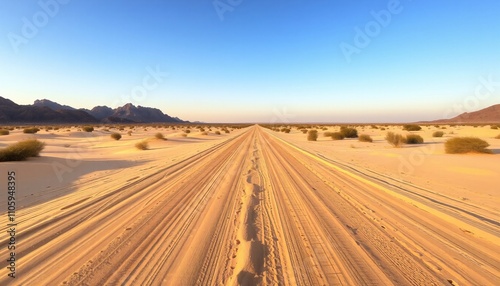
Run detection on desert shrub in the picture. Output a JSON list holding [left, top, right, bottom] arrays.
[[386, 132, 405, 147], [82, 126, 94, 132], [215, 131, 221, 135], [307, 130, 318, 141], [495, 134, 500, 139], [155, 132, 165, 140], [441, 126, 447, 129], [358, 134, 373, 142], [199, 128, 205, 132], [135, 140, 149, 150], [23, 127, 40, 134], [405, 134, 424, 144], [0, 129, 9, 135], [403, 124, 422, 131], [330, 132, 345, 140], [380, 127, 386, 131], [224, 129, 230, 133], [201, 131, 208, 135], [184, 129, 191, 134], [181, 133, 188, 137], [340, 127, 358, 138], [301, 129, 308, 134], [127, 131, 132, 136], [491, 125, 499, 130], [0, 139, 45, 162], [445, 137, 491, 154], [370, 125, 379, 129], [432, 131, 444, 137], [110, 133, 122, 140], [282, 128, 291, 133]]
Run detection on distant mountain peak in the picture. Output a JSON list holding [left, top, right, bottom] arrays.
[[0, 96, 97, 123], [33, 99, 76, 110], [0, 96, 185, 124]]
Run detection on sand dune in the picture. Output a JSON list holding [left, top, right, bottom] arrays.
[[0, 125, 498, 285]]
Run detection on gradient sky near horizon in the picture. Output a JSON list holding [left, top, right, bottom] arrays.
[[1, 0, 499, 123]]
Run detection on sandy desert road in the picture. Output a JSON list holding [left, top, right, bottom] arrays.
[[1, 125, 498, 285]]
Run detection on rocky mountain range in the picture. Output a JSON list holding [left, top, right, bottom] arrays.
[[0, 97, 184, 124]]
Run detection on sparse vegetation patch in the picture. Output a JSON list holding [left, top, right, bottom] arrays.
[[23, 127, 40, 134], [403, 124, 422, 131]]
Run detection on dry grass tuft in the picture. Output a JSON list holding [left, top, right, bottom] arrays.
[[358, 134, 373, 142], [403, 124, 422, 131], [135, 140, 149, 150], [405, 134, 424, 144], [386, 132, 405, 147], [23, 127, 40, 134], [445, 137, 491, 154], [0, 139, 45, 162], [330, 132, 345, 140], [307, 130, 318, 141], [432, 131, 444, 137], [82, 126, 94, 132], [110, 132, 122, 140]]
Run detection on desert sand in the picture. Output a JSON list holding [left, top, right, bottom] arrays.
[[0, 124, 498, 285]]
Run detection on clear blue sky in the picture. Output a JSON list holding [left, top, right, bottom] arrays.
[[1, 0, 499, 123]]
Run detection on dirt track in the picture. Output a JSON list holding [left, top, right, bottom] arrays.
[[1, 126, 498, 285]]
